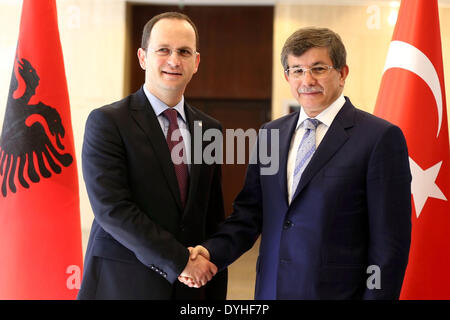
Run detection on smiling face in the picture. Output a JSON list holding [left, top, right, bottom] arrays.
[[137, 18, 200, 106], [285, 47, 348, 117]]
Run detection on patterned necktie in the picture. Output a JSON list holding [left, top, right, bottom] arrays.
[[163, 108, 189, 207], [291, 118, 320, 200]]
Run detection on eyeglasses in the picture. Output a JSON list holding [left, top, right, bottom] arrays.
[[146, 47, 198, 59], [285, 64, 335, 79]]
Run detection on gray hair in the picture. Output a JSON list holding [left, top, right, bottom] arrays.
[[280, 27, 347, 71]]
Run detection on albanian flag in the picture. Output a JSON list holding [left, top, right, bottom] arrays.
[[374, 0, 450, 299], [0, 0, 83, 299]]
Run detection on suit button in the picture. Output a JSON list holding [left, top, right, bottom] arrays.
[[283, 220, 293, 229]]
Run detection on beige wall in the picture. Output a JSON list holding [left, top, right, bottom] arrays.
[[0, 0, 449, 255]]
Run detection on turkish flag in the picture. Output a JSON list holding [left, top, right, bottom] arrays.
[[0, 0, 83, 299], [374, 0, 450, 299]]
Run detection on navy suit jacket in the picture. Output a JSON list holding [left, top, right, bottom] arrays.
[[78, 88, 227, 299], [204, 98, 411, 299]]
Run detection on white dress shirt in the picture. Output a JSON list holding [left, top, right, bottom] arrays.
[[287, 95, 346, 203], [143, 86, 191, 172]]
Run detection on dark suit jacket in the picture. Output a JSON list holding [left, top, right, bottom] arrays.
[[78, 88, 227, 299], [204, 97, 411, 299]]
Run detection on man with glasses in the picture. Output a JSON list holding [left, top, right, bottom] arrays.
[[184, 27, 412, 299], [78, 12, 227, 299]]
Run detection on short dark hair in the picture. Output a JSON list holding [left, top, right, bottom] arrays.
[[280, 27, 346, 71], [141, 12, 199, 51]]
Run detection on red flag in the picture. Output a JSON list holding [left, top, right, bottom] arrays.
[[0, 0, 82, 299], [374, 0, 450, 299]]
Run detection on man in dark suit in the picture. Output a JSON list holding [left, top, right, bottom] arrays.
[[184, 27, 411, 299], [78, 12, 227, 299]]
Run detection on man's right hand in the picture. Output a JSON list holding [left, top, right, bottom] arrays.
[[189, 245, 211, 261], [178, 246, 216, 288]]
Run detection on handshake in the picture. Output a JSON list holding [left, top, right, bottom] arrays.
[[178, 245, 217, 288]]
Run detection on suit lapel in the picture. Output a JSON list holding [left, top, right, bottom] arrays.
[[291, 99, 356, 202], [129, 88, 183, 210], [183, 103, 203, 214], [276, 112, 300, 206]]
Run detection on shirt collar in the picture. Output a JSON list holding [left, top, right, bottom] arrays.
[[296, 94, 346, 129], [143, 85, 187, 123]]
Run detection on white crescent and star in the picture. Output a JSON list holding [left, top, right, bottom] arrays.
[[382, 40, 447, 218]]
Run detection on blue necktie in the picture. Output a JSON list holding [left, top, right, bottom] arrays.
[[291, 118, 320, 200]]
